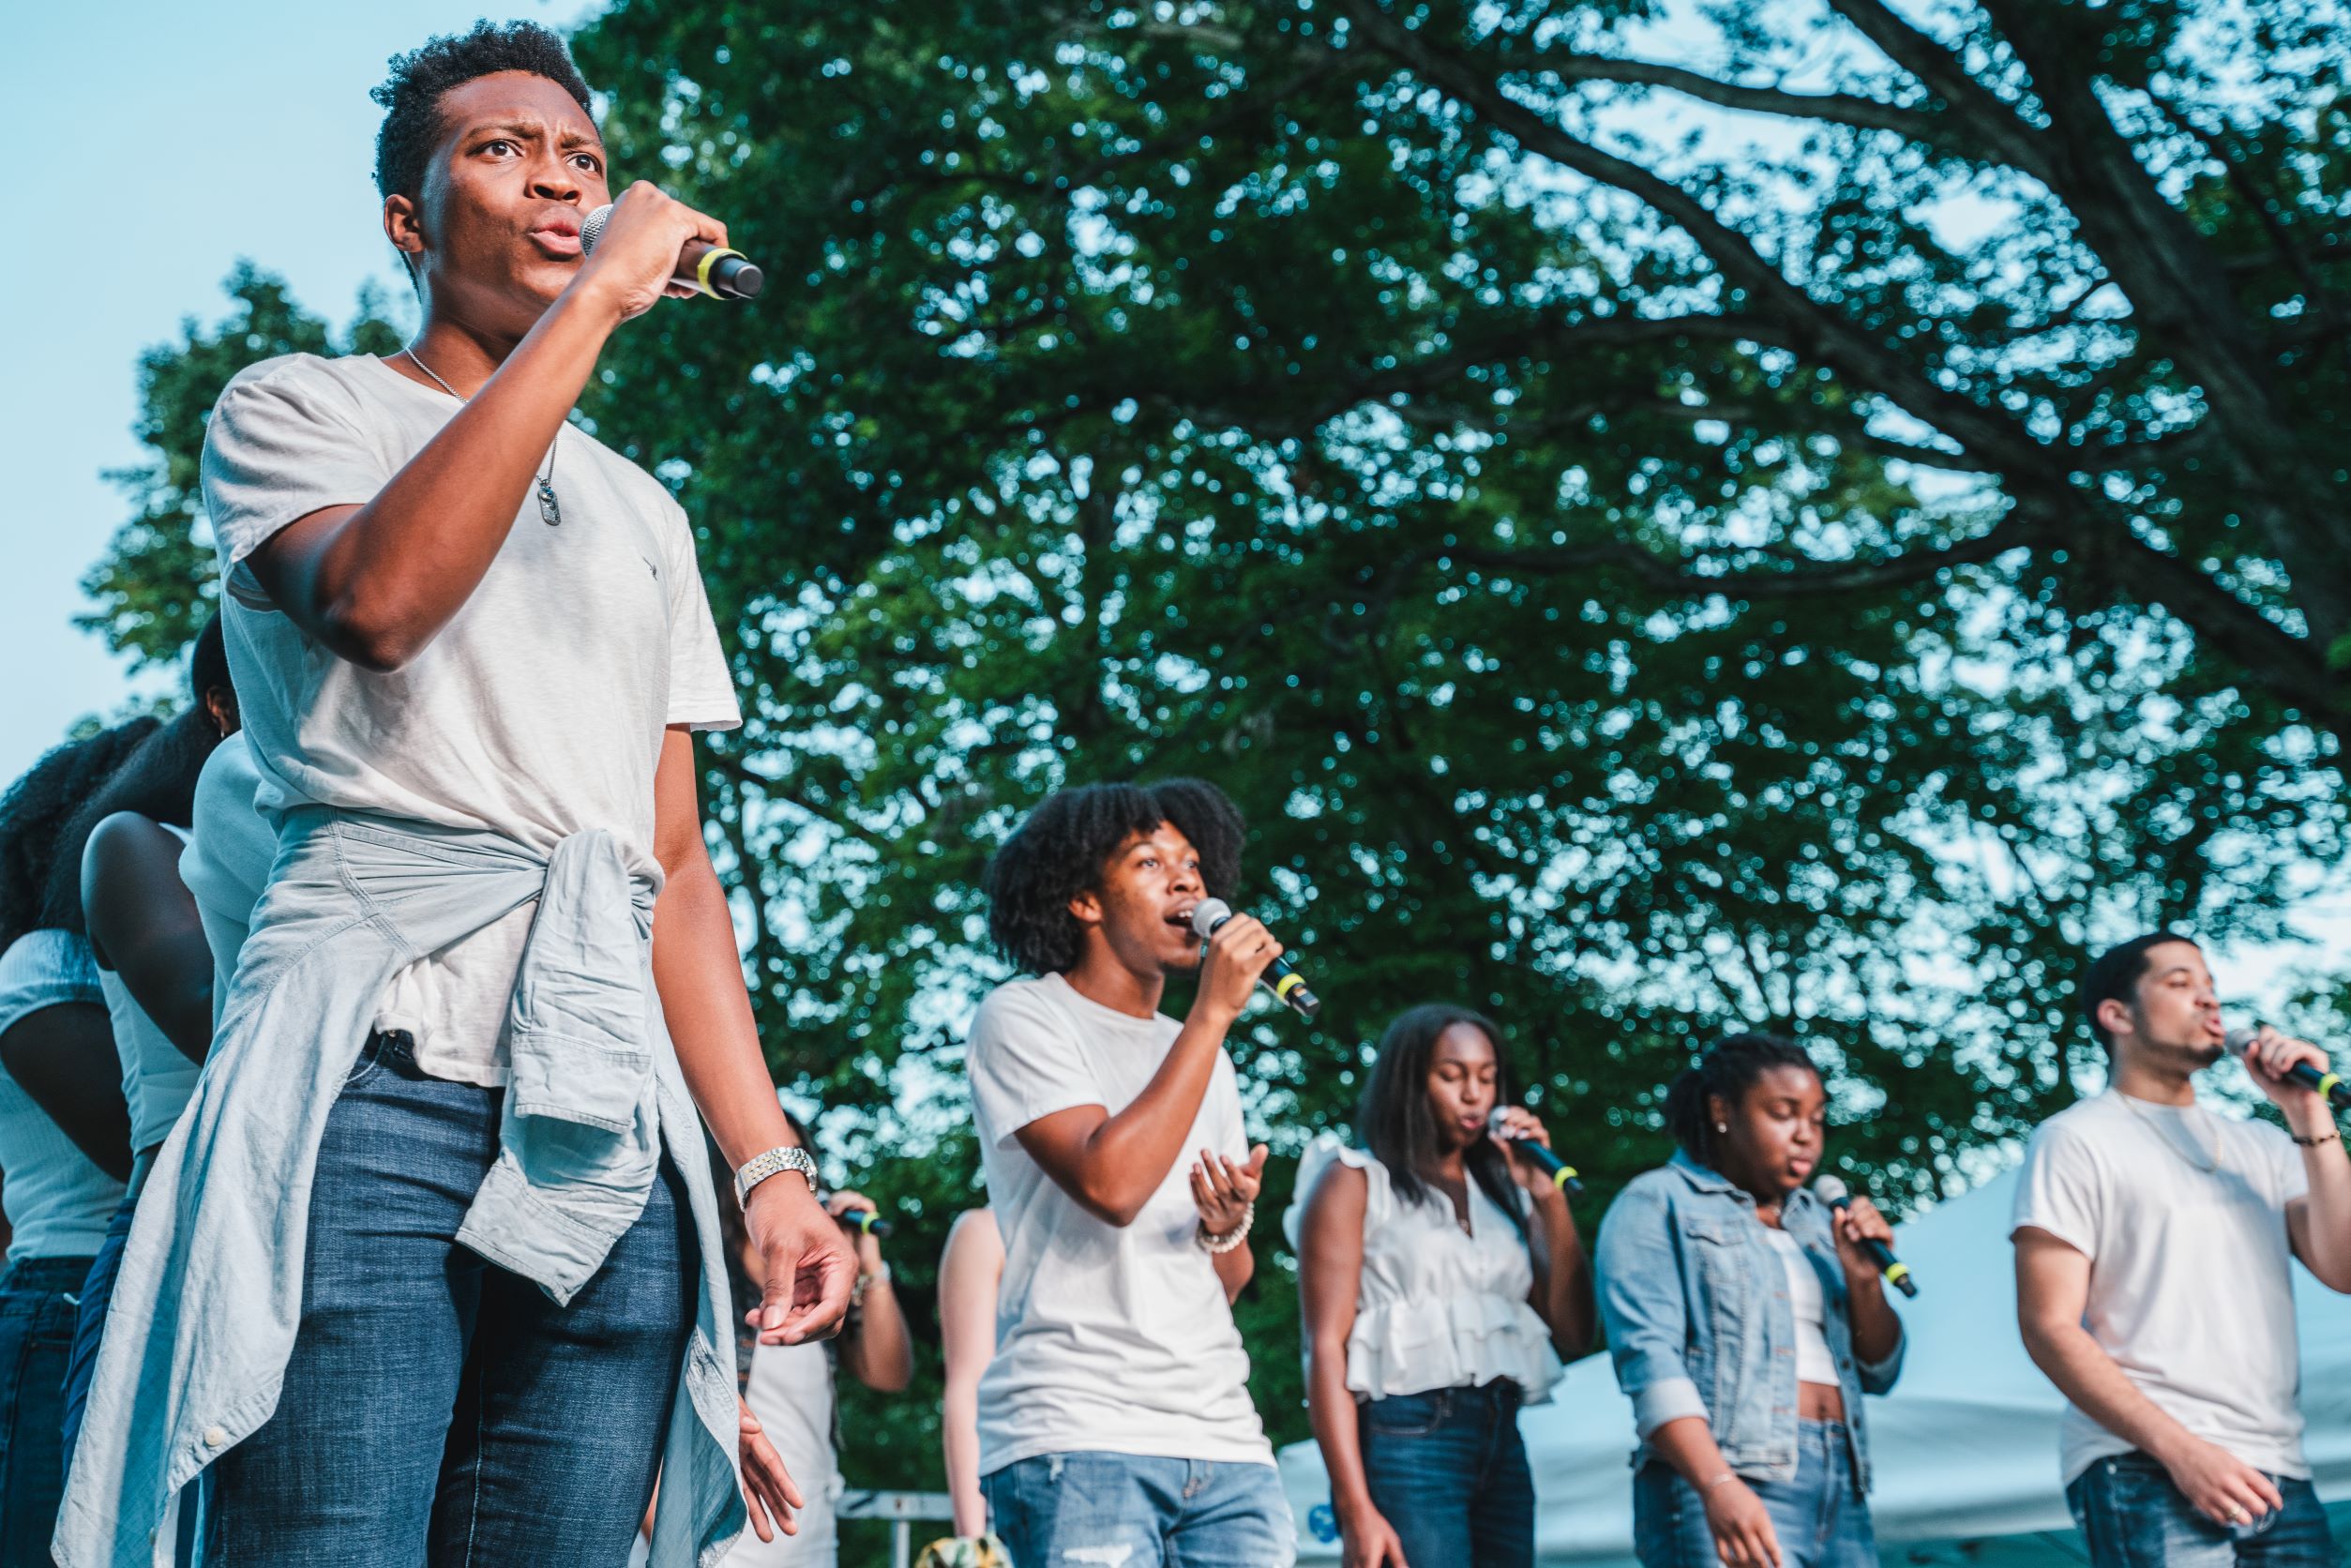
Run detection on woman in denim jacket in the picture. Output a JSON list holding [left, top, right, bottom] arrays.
[[1595, 1034, 1905, 1568]]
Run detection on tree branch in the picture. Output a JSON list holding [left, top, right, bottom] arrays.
[[1333, 0, 2046, 476], [1496, 44, 1946, 145]]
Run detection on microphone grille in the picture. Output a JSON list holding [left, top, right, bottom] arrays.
[[2225, 1025, 2261, 1053], [580, 203, 614, 256], [1812, 1174, 1850, 1203], [1189, 898, 1231, 940]]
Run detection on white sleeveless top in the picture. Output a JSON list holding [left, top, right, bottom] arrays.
[[94, 822, 197, 1155], [0, 929, 128, 1264], [1285, 1136, 1563, 1402], [728, 1339, 841, 1564]]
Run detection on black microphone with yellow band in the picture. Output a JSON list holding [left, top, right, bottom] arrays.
[[1486, 1108, 1584, 1198], [2226, 1026, 2351, 1111], [1814, 1175, 1918, 1297], [1188, 898, 1322, 1020]]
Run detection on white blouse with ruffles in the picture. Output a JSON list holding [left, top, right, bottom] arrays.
[[1285, 1135, 1563, 1403]]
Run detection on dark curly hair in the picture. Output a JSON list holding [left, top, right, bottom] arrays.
[[0, 717, 163, 954], [983, 779, 1245, 975], [371, 20, 595, 202], [42, 615, 235, 937], [1357, 1003, 1529, 1241], [1662, 1031, 1822, 1169]]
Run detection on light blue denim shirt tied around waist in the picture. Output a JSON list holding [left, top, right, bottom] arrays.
[[53, 808, 746, 1568], [1594, 1151, 1905, 1490]]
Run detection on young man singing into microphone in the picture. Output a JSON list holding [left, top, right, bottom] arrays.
[[2012, 932, 2351, 1568], [967, 779, 1297, 1568], [57, 23, 850, 1567]]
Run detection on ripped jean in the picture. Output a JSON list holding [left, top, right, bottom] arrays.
[[982, 1452, 1296, 1568]]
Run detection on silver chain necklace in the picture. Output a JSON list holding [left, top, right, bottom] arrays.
[[2119, 1091, 2220, 1174], [398, 346, 564, 526]]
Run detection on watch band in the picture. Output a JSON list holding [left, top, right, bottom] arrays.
[[734, 1145, 818, 1207]]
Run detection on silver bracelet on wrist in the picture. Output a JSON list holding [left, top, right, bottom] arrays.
[[734, 1146, 818, 1207], [1198, 1200, 1255, 1254]]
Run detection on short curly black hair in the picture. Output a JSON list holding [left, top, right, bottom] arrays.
[[371, 20, 595, 202], [983, 779, 1245, 975]]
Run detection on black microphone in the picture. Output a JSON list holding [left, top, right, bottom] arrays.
[[1189, 898, 1320, 1020], [1486, 1108, 1582, 1197], [579, 204, 764, 300], [2226, 1026, 2351, 1110], [841, 1210, 893, 1240], [1813, 1175, 1917, 1297]]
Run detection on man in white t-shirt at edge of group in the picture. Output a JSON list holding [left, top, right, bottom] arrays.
[[2012, 930, 2351, 1568], [965, 776, 1298, 1568]]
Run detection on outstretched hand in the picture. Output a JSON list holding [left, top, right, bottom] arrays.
[[1190, 1144, 1268, 1235]]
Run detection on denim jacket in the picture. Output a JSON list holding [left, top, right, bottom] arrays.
[[54, 809, 746, 1567], [1593, 1152, 1904, 1489]]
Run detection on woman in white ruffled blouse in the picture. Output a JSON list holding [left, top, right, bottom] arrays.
[[1289, 1004, 1594, 1568]]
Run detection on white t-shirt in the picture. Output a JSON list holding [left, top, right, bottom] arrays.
[[2012, 1089, 2312, 1481], [199, 354, 742, 1084], [181, 732, 278, 1024], [0, 930, 126, 1263], [965, 972, 1273, 1472], [93, 822, 196, 1155]]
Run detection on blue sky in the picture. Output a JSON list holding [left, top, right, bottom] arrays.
[[0, 0, 595, 782]]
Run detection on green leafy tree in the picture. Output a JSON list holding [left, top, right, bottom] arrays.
[[80, 0, 2351, 1491]]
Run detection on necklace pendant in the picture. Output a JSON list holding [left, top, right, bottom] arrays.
[[537, 480, 561, 527]]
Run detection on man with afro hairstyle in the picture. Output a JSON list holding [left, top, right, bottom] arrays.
[[56, 22, 840, 1568], [966, 777, 1298, 1567]]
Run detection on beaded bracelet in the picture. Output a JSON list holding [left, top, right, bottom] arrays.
[[1198, 1201, 1255, 1254]]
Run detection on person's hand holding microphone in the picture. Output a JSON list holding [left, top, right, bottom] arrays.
[[570, 180, 734, 321]]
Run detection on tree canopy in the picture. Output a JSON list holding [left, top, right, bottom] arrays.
[[77, 0, 2351, 1474]]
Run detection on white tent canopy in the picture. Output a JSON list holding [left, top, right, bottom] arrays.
[[1280, 1167, 2351, 1564]]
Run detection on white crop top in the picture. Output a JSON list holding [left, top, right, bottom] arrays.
[[1764, 1225, 1839, 1385], [1284, 1136, 1563, 1402]]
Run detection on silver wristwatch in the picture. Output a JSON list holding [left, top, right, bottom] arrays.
[[734, 1146, 819, 1207]]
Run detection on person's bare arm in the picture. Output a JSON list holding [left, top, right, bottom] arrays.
[[1528, 1190, 1595, 1358], [1299, 1161, 1407, 1568], [1493, 1109, 1594, 1356], [0, 1003, 131, 1180], [1012, 919, 1278, 1227], [245, 186, 726, 671], [2238, 1028, 2351, 1291], [650, 728, 851, 1344], [2014, 1226, 2283, 1524], [938, 1209, 1003, 1538], [83, 812, 217, 1063], [829, 1191, 912, 1392]]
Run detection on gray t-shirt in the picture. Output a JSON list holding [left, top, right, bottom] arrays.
[[965, 972, 1272, 1472], [2012, 1090, 2312, 1481], [198, 354, 741, 1084]]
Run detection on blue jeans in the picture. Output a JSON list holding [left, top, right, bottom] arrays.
[[0, 1255, 92, 1567], [1635, 1421, 1877, 1568], [60, 1147, 156, 1476], [204, 1033, 697, 1566], [2068, 1450, 2339, 1568], [984, 1452, 1297, 1568], [1356, 1381, 1533, 1568]]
